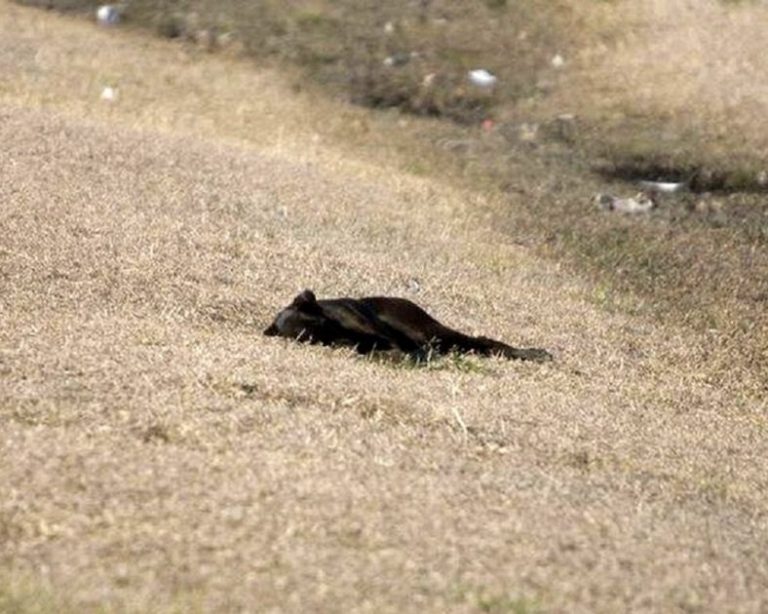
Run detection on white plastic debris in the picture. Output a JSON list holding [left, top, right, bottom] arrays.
[[637, 180, 686, 193], [551, 54, 565, 68], [383, 52, 411, 67], [405, 277, 421, 293], [100, 86, 118, 102], [383, 21, 395, 34], [468, 69, 498, 89], [96, 5, 120, 26], [595, 192, 657, 214]]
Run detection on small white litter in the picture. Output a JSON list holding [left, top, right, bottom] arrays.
[[405, 277, 421, 293], [100, 86, 118, 102], [468, 69, 498, 89], [595, 192, 657, 214], [637, 180, 686, 193], [383, 21, 395, 34], [96, 5, 120, 26], [551, 54, 565, 68], [383, 52, 411, 67]]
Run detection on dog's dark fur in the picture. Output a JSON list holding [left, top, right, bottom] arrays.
[[264, 290, 552, 362]]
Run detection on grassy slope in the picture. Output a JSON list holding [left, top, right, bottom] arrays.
[[1, 3, 767, 613], [11, 0, 768, 376]]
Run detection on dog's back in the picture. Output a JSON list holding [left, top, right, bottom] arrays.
[[264, 290, 552, 362]]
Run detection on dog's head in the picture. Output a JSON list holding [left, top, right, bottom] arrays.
[[263, 290, 326, 341]]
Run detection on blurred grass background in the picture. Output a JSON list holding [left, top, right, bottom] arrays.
[[19, 0, 768, 187]]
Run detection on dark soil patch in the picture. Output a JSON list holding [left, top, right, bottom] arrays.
[[594, 161, 768, 194]]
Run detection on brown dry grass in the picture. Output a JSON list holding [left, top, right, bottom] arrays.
[[538, 0, 768, 176], [11, 0, 768, 375], [1, 2, 768, 613], [13, 0, 605, 123]]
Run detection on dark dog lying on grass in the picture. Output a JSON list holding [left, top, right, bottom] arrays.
[[264, 290, 552, 362]]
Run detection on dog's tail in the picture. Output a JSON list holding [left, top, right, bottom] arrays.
[[475, 336, 553, 362]]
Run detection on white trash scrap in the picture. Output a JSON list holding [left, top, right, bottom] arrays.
[[100, 86, 118, 102], [637, 180, 687, 194], [595, 192, 657, 214], [383, 53, 410, 67], [468, 69, 498, 89], [96, 5, 120, 26]]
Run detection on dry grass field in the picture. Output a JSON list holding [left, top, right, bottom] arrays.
[[12, 0, 768, 368], [1, 2, 767, 613]]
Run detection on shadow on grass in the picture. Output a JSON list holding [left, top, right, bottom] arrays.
[[364, 349, 498, 375]]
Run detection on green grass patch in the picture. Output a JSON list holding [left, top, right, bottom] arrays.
[[0, 574, 74, 614], [367, 350, 497, 375]]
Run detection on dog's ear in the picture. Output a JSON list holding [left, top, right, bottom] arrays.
[[291, 289, 317, 310]]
